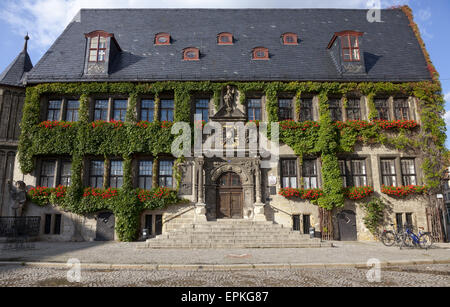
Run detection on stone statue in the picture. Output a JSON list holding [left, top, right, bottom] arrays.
[[8, 180, 27, 217], [224, 85, 236, 115]]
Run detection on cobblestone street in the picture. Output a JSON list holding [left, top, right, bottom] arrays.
[[0, 264, 448, 287]]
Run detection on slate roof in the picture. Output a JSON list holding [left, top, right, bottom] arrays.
[[0, 46, 33, 87], [26, 8, 432, 83]]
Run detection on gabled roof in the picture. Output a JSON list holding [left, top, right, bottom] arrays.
[[26, 8, 432, 83], [0, 37, 33, 87]]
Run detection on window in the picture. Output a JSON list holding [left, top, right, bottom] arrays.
[[303, 160, 318, 189], [183, 48, 200, 61], [54, 214, 62, 235], [374, 99, 390, 120], [40, 160, 56, 187], [159, 160, 173, 188], [90, 160, 104, 188], [140, 99, 155, 122], [44, 214, 52, 235], [94, 100, 109, 121], [292, 215, 300, 231], [405, 213, 414, 228], [160, 100, 174, 122], [247, 99, 261, 121], [282, 33, 298, 45], [279, 99, 293, 121], [138, 160, 153, 190], [218, 33, 233, 45], [155, 33, 170, 45], [110, 160, 123, 188], [351, 160, 367, 187], [339, 160, 347, 187], [303, 215, 311, 234], [281, 159, 298, 188], [346, 99, 361, 121], [252, 47, 269, 60], [113, 100, 127, 122], [59, 161, 72, 187], [381, 159, 397, 187], [396, 213, 403, 231], [329, 99, 342, 121], [401, 159, 417, 186], [341, 34, 360, 62], [195, 99, 209, 122], [65, 100, 79, 122], [89, 36, 107, 62], [47, 100, 62, 121], [394, 98, 410, 120], [300, 98, 313, 122]]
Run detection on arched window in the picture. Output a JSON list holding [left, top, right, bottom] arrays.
[[217, 32, 233, 45], [155, 33, 171, 45], [252, 47, 269, 60], [282, 33, 298, 45], [85, 30, 113, 63], [183, 48, 200, 61]]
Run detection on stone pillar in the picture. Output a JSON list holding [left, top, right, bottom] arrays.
[[195, 158, 207, 222], [253, 160, 266, 222]]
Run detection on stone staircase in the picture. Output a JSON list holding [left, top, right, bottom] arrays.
[[145, 220, 333, 249]]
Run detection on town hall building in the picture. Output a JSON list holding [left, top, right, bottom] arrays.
[[0, 7, 447, 245]]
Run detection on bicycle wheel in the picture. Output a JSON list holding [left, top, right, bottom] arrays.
[[381, 231, 396, 247], [418, 233, 433, 249], [402, 234, 414, 248]]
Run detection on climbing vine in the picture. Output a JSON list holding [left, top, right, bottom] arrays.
[[18, 78, 446, 240]]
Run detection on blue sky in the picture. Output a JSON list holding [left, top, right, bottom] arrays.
[[1, 0, 449, 147]]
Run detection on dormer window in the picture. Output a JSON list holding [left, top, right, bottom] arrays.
[[89, 36, 107, 62], [183, 48, 200, 61], [282, 33, 298, 45], [218, 33, 233, 45], [155, 33, 171, 45], [341, 34, 360, 62], [252, 47, 269, 60]]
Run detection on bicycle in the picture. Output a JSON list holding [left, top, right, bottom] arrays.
[[400, 224, 433, 250], [380, 224, 404, 247]]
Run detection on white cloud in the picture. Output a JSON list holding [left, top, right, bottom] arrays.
[[445, 92, 450, 103], [1, 0, 403, 51]]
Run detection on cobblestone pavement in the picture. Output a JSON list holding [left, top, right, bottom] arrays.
[[0, 264, 448, 287], [0, 241, 449, 265]]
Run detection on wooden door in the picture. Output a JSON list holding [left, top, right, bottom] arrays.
[[217, 173, 243, 219]]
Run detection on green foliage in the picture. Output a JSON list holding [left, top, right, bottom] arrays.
[[361, 197, 386, 235], [18, 80, 446, 238]]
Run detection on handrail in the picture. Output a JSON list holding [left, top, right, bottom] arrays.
[[269, 204, 294, 217], [163, 205, 195, 224]]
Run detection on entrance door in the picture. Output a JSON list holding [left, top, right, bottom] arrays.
[[217, 173, 243, 219], [337, 210, 357, 241], [96, 212, 115, 241]]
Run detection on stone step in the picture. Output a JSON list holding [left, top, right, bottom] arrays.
[[151, 237, 315, 243], [156, 234, 311, 240], [146, 242, 332, 249]]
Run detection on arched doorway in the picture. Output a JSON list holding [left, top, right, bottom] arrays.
[[217, 172, 243, 219]]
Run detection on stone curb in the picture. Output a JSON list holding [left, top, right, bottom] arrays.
[[0, 259, 449, 271]]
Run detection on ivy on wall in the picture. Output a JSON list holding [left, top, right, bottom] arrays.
[[18, 79, 446, 240]]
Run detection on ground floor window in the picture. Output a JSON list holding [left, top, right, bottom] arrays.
[[292, 214, 311, 235], [44, 214, 62, 235], [144, 214, 163, 237]]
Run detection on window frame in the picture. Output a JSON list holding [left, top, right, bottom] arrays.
[[183, 48, 200, 61], [374, 98, 390, 121], [138, 160, 153, 190], [281, 159, 298, 188], [394, 98, 410, 121], [340, 34, 361, 62], [65, 100, 80, 122], [302, 159, 318, 189], [247, 98, 262, 121], [252, 47, 269, 60], [159, 160, 174, 188], [282, 33, 298, 45], [380, 158, 397, 187], [400, 158, 417, 186], [155, 33, 171, 45], [93, 99, 109, 122], [160, 99, 174, 122], [140, 99, 155, 122], [195, 98, 210, 122], [88, 35, 108, 63], [109, 160, 124, 189], [112, 99, 128, 122], [47, 100, 62, 121], [329, 98, 343, 122], [278, 98, 294, 121], [299, 98, 314, 122], [89, 160, 105, 189], [39, 160, 57, 188], [217, 32, 233, 45], [346, 98, 362, 121]]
